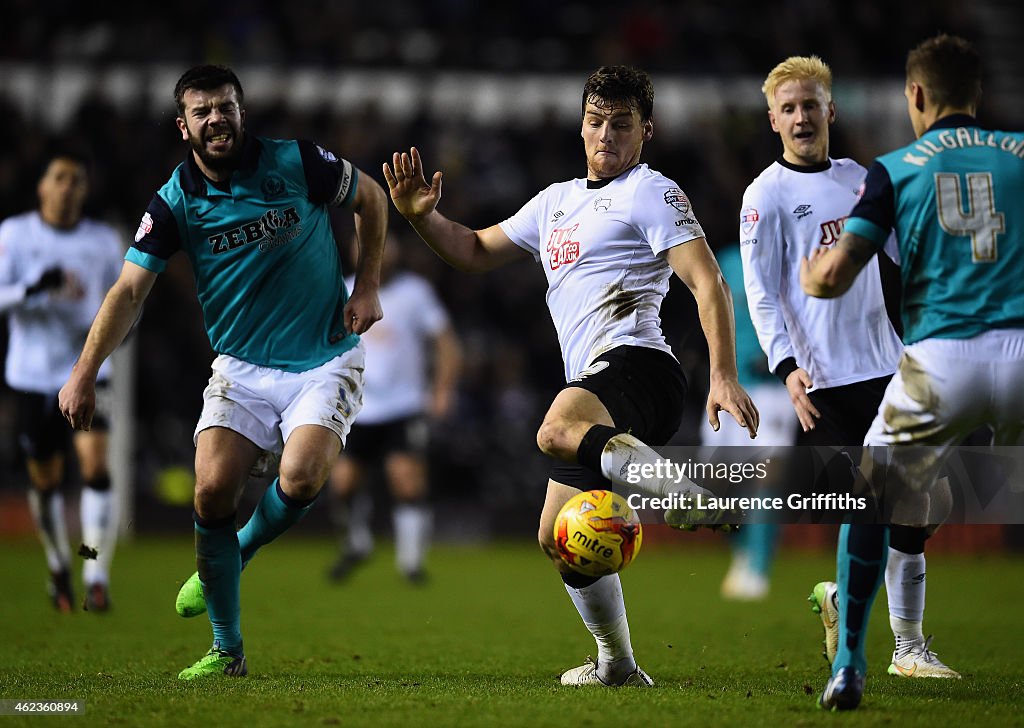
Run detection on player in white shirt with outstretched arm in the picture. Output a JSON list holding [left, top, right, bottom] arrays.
[[384, 65, 758, 688]]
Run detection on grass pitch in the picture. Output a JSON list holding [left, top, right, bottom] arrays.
[[1, 533, 1021, 727]]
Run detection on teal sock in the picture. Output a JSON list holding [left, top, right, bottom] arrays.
[[834, 524, 889, 675], [237, 478, 317, 568], [195, 516, 243, 655], [745, 523, 779, 577]]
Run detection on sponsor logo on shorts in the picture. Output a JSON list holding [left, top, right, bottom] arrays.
[[569, 360, 610, 383]]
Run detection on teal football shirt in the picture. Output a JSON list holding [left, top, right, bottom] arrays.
[[845, 115, 1024, 344], [128, 136, 360, 372]]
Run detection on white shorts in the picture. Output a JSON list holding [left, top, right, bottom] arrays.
[[863, 329, 1024, 517], [865, 329, 1024, 449], [194, 345, 366, 454]]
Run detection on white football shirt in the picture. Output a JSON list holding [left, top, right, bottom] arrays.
[[739, 158, 902, 390], [345, 271, 449, 424], [0, 211, 122, 393], [500, 164, 705, 381]]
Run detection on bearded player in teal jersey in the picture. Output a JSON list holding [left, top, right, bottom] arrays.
[[802, 35, 1024, 710], [59, 65, 389, 680]]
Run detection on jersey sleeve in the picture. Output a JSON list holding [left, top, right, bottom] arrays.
[[844, 161, 895, 251], [298, 139, 358, 208], [125, 194, 181, 274], [498, 190, 544, 261], [738, 181, 797, 375], [630, 175, 706, 255], [0, 219, 20, 285], [0, 219, 29, 310]]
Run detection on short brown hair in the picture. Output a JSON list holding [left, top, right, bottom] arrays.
[[582, 66, 654, 121], [174, 65, 244, 115], [906, 34, 981, 110]]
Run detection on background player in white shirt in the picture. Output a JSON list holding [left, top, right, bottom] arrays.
[[327, 233, 462, 584], [740, 56, 958, 679], [0, 145, 123, 613], [384, 65, 758, 687]]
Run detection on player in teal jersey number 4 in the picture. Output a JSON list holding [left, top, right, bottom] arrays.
[[58, 66, 389, 680], [802, 35, 1024, 710]]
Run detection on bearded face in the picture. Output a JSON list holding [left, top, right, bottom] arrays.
[[177, 84, 246, 178]]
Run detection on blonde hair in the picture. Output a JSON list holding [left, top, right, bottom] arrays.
[[762, 56, 832, 109]]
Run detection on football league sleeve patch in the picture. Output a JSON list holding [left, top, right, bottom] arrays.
[[126, 195, 180, 273]]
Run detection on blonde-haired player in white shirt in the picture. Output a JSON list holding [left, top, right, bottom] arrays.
[[741, 55, 957, 679], [0, 145, 123, 613], [385, 65, 759, 687]]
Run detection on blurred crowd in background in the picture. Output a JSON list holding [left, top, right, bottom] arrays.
[[0, 1, 1019, 535]]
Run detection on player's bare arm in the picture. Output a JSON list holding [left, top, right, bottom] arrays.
[[800, 231, 875, 298], [59, 261, 157, 431], [341, 166, 388, 337], [667, 239, 760, 437], [383, 146, 528, 273]]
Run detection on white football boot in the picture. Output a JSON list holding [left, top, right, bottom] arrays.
[[888, 636, 961, 678], [559, 657, 653, 687]]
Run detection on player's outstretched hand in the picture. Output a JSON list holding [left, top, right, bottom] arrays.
[[785, 367, 820, 432], [707, 376, 760, 439], [382, 147, 442, 222], [58, 374, 96, 432]]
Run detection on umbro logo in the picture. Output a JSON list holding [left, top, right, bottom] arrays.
[[793, 204, 812, 219], [551, 210, 564, 222]]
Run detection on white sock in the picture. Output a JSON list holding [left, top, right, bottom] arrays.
[[886, 548, 926, 653], [563, 574, 636, 683], [27, 489, 71, 573], [80, 486, 117, 586], [346, 490, 375, 557], [599, 433, 712, 500], [393, 503, 431, 575]]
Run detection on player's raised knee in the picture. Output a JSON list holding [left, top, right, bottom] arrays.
[[536, 419, 574, 460]]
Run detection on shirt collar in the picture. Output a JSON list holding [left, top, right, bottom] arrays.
[[180, 134, 262, 196], [586, 164, 640, 189], [777, 157, 831, 173], [927, 114, 979, 132]]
